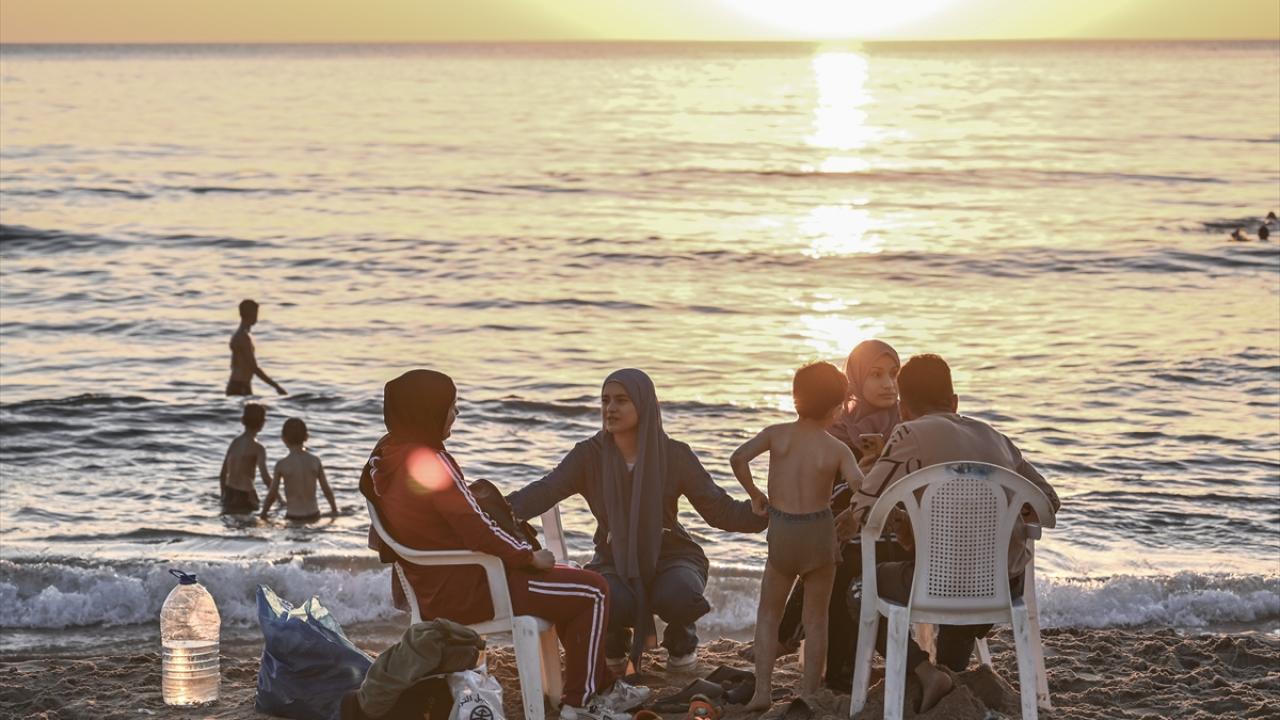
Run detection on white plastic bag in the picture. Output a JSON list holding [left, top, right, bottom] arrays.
[[447, 669, 505, 720]]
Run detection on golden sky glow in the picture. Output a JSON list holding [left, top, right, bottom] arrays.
[[1, 0, 1277, 43]]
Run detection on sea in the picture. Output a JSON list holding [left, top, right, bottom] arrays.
[[1, 41, 1278, 652]]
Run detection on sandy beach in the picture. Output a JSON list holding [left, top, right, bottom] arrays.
[[2, 25, 1278, 720], [4, 627, 1277, 720]]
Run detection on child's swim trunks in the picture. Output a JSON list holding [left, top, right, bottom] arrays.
[[767, 506, 838, 576], [222, 487, 259, 514]]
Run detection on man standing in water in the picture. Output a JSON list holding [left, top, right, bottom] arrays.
[[227, 299, 287, 396]]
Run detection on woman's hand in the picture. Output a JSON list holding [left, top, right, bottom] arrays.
[[531, 549, 557, 570], [749, 490, 770, 517]]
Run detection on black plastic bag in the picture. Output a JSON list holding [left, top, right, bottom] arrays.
[[255, 585, 374, 720]]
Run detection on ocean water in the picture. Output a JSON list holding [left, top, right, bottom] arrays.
[[2, 41, 1278, 647]]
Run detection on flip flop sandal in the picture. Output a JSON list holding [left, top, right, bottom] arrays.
[[648, 679, 726, 712], [704, 666, 754, 686], [687, 694, 721, 720], [721, 680, 755, 706]]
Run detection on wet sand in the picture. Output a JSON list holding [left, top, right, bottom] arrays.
[[3, 627, 1277, 719]]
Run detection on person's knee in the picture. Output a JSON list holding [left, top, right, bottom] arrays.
[[578, 570, 609, 595], [605, 577, 637, 627], [651, 581, 710, 624]]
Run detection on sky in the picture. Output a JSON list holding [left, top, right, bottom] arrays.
[[1, 0, 1277, 43]]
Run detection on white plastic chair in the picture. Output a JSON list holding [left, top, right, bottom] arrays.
[[912, 525, 1051, 709], [367, 499, 570, 720], [849, 462, 1057, 720]]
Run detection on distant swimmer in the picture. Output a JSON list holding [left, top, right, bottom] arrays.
[[1260, 224, 1270, 241], [227, 299, 287, 396], [1230, 228, 1248, 242]]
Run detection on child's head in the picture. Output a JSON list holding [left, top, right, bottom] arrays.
[[242, 403, 266, 433], [793, 362, 848, 422], [282, 417, 308, 448], [897, 354, 957, 419]]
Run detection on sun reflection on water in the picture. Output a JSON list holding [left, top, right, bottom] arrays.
[[800, 203, 885, 257], [807, 50, 874, 154], [797, 309, 886, 359]]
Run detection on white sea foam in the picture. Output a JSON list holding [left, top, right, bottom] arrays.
[[2, 559, 1276, 636], [700, 570, 1280, 636], [0, 558, 398, 630]]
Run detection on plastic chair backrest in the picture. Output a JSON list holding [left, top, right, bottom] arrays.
[[863, 462, 1056, 616], [364, 497, 515, 624]]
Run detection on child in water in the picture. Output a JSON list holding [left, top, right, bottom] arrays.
[[731, 362, 863, 708], [219, 403, 271, 514], [260, 418, 338, 521]]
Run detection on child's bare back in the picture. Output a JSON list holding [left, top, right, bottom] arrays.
[[761, 421, 857, 514], [223, 434, 267, 493], [730, 362, 861, 707], [220, 404, 271, 515], [260, 418, 338, 521]]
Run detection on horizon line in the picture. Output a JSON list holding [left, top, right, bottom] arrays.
[[2, 36, 1279, 46]]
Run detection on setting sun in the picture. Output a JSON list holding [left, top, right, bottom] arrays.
[[718, 0, 961, 38]]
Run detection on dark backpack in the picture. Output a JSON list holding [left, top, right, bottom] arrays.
[[467, 478, 541, 551]]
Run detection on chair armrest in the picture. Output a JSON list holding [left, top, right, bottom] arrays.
[[393, 549, 515, 622]]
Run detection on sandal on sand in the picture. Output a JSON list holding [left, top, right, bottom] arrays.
[[722, 681, 755, 706], [702, 666, 757, 706], [648, 679, 726, 712], [704, 666, 754, 685], [687, 694, 721, 720], [782, 698, 813, 720]]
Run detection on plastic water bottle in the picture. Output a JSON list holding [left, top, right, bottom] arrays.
[[160, 569, 221, 705]]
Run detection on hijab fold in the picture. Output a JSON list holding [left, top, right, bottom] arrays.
[[595, 368, 667, 667], [834, 340, 902, 441]]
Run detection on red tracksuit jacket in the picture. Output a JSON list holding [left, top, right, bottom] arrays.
[[368, 442, 534, 624]]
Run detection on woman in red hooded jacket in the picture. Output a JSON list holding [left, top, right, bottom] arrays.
[[362, 370, 648, 720]]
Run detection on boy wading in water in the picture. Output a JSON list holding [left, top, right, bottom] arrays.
[[731, 363, 863, 709], [219, 403, 272, 514], [260, 418, 338, 521]]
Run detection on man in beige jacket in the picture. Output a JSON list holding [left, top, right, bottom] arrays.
[[836, 353, 1060, 711]]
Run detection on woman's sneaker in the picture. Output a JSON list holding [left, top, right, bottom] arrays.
[[559, 680, 652, 720], [601, 680, 651, 711], [666, 649, 698, 672]]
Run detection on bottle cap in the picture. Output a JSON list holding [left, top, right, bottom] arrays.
[[169, 569, 198, 585]]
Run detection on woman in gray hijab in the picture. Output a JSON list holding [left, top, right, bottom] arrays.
[[508, 369, 767, 674]]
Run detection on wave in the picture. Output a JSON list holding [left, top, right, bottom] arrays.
[[639, 166, 1229, 188], [0, 224, 129, 253], [536, 242, 1280, 278], [0, 558, 395, 630], [0, 224, 283, 256], [2, 558, 1275, 635]]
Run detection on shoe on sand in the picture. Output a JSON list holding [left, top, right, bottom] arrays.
[[667, 650, 699, 672], [602, 679, 652, 712], [560, 681, 651, 720], [649, 679, 725, 712]]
